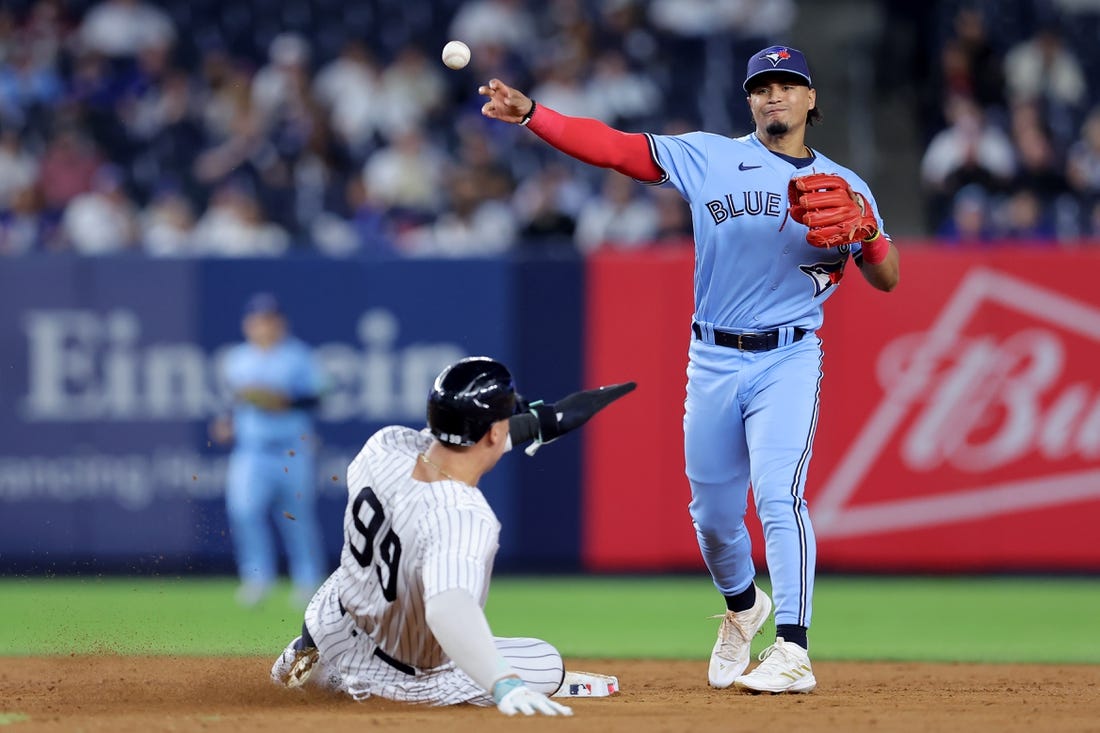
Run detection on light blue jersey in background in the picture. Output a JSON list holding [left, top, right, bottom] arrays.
[[224, 337, 325, 450], [223, 335, 327, 604]]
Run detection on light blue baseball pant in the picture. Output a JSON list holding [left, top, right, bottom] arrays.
[[226, 446, 326, 593], [684, 333, 821, 627]]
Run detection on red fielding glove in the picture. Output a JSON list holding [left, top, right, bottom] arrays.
[[788, 173, 880, 250]]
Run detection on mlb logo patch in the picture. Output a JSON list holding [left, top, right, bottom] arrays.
[[552, 671, 620, 698]]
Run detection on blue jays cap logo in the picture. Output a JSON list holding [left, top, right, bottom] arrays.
[[743, 45, 812, 92], [763, 48, 792, 66]]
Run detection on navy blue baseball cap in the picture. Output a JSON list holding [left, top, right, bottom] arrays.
[[743, 45, 813, 92], [242, 292, 282, 317]]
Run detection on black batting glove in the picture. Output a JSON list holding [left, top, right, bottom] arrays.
[[509, 382, 637, 455]]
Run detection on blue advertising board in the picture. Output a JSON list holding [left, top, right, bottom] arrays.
[[0, 254, 583, 574]]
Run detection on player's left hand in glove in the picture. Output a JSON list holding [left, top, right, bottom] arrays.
[[494, 679, 573, 717], [510, 382, 636, 455], [788, 173, 879, 248]]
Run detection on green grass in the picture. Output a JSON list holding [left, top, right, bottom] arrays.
[[1, 575, 1097, 663]]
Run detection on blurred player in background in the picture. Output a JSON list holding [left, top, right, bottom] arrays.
[[480, 45, 900, 693], [212, 292, 328, 608], [271, 356, 634, 715]]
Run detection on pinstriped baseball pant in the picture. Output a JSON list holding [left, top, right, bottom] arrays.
[[271, 576, 565, 705]]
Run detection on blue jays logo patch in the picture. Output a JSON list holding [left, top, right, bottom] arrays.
[[800, 255, 847, 297], [763, 48, 792, 66]]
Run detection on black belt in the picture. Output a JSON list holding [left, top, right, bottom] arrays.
[[692, 322, 806, 351], [339, 600, 416, 676], [373, 646, 416, 676]]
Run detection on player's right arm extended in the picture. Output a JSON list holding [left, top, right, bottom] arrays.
[[525, 105, 663, 182], [424, 589, 572, 716], [479, 78, 662, 182]]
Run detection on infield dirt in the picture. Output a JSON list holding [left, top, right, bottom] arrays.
[[2, 656, 1096, 732]]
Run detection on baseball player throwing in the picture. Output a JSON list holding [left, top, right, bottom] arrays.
[[271, 357, 635, 714], [480, 45, 899, 693]]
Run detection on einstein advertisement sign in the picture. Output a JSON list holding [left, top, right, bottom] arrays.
[[0, 258, 542, 571]]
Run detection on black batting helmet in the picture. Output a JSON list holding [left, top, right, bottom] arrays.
[[427, 357, 517, 446]]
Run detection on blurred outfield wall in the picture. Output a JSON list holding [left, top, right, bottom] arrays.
[[2, 245, 1099, 575], [0, 254, 585, 574]]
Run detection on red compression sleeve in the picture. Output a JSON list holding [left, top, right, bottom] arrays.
[[526, 104, 664, 183]]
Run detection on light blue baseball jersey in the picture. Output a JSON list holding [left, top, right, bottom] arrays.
[[645, 131, 889, 332], [644, 130, 891, 634], [224, 337, 325, 450]]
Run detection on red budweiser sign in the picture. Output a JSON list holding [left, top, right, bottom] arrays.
[[583, 245, 1100, 572], [811, 249, 1100, 570]]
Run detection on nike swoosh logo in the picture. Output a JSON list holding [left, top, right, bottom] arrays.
[[738, 162, 762, 171]]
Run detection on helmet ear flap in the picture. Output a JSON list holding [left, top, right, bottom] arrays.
[[427, 357, 517, 446]]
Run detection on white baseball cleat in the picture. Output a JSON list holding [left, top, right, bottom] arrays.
[[271, 636, 319, 688], [283, 647, 319, 688], [733, 637, 817, 694], [708, 585, 772, 688], [236, 582, 272, 608]]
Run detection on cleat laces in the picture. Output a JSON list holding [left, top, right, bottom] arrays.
[[751, 639, 812, 682], [709, 611, 755, 659]]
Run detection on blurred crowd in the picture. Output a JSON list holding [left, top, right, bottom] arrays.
[[4, 0, 1098, 258], [0, 0, 800, 258], [918, 0, 1100, 244]]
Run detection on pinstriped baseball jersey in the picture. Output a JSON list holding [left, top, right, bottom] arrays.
[[333, 425, 498, 665], [298, 425, 563, 704]]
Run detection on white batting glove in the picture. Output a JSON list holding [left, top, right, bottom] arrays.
[[494, 679, 573, 716]]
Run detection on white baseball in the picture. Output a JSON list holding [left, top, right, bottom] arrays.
[[441, 40, 471, 70]]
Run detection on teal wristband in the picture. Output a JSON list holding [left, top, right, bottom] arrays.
[[492, 677, 525, 704]]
